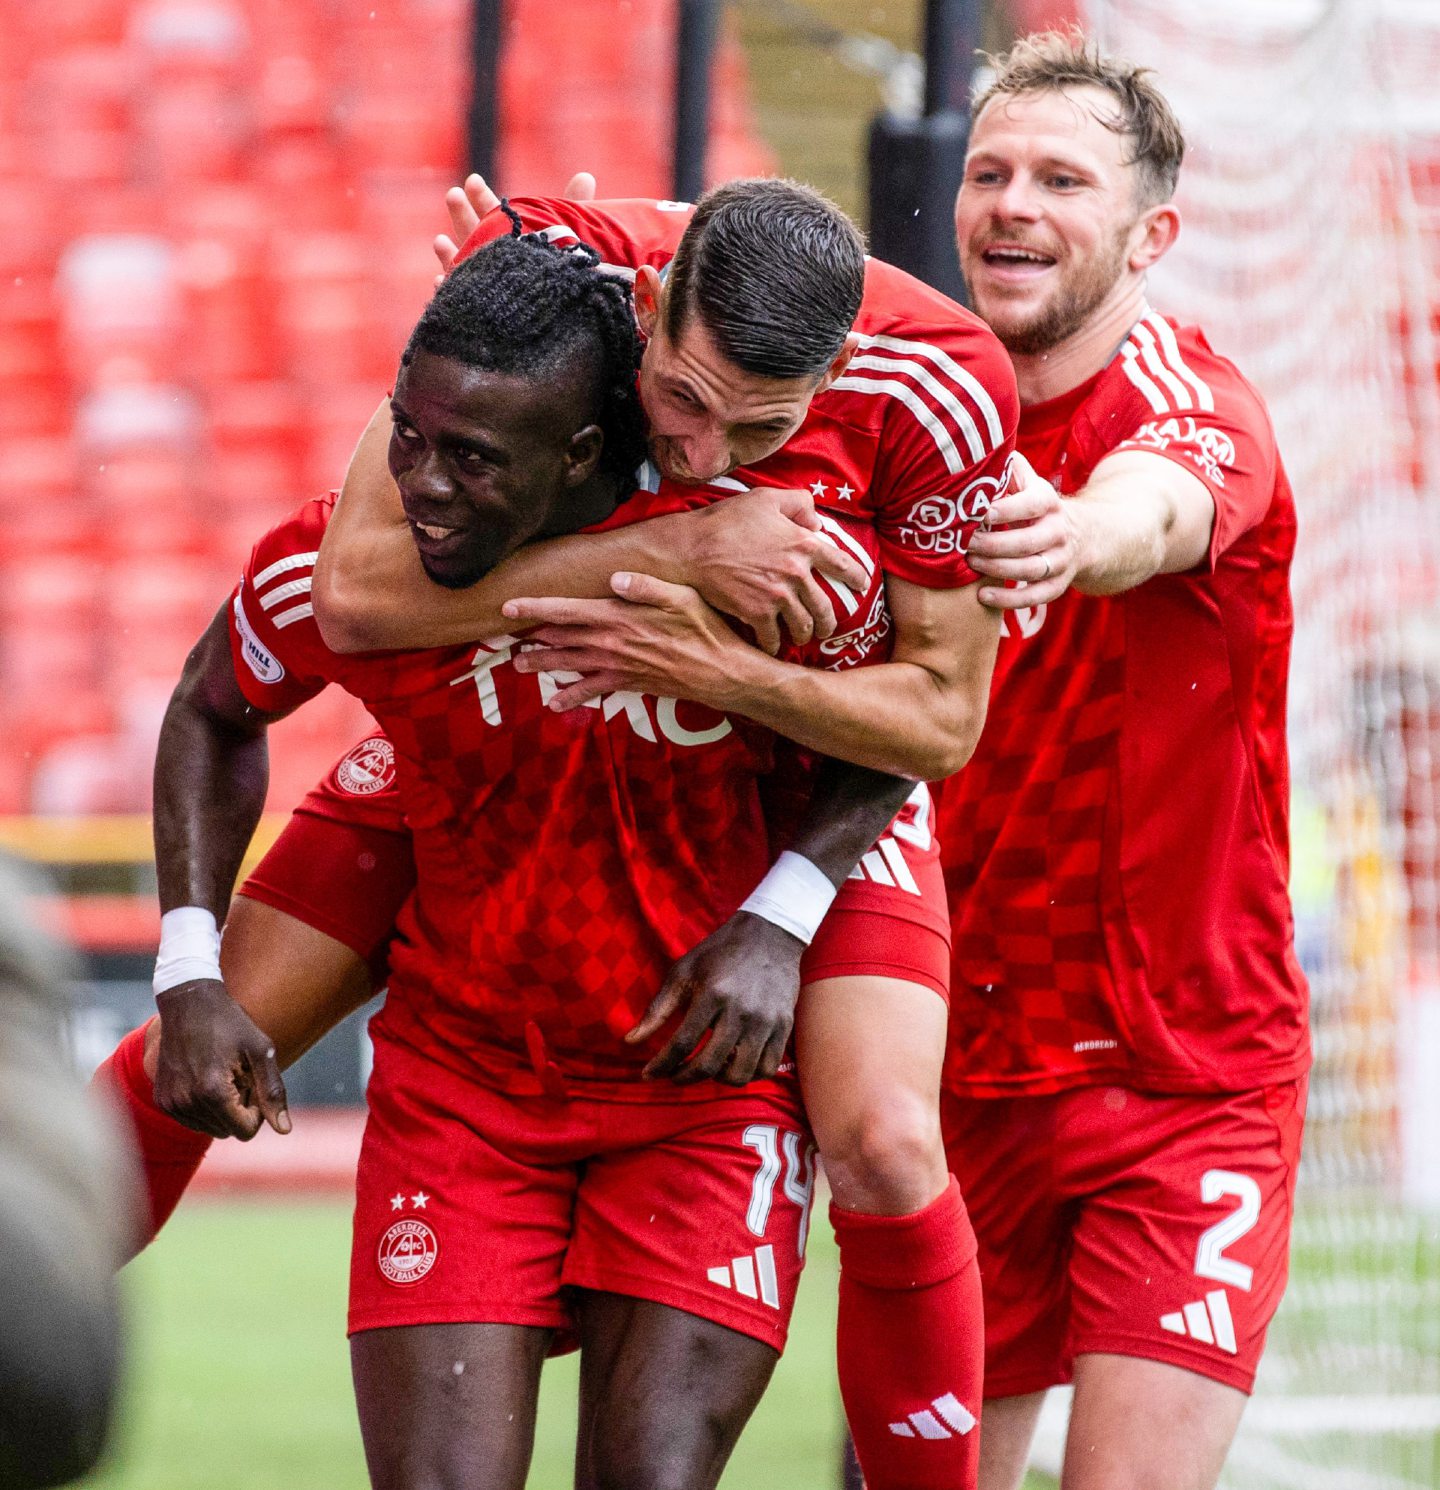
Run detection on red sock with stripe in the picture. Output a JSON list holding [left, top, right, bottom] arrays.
[[91, 1021, 212, 1261], [831, 1176, 984, 1490]]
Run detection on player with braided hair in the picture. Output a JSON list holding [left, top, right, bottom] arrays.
[[102, 220, 935, 1486]]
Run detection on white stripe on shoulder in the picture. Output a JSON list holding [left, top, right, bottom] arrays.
[[857, 333, 1005, 450], [271, 602, 314, 630], [1119, 342, 1169, 415], [846, 352, 986, 465], [253, 550, 318, 591], [831, 374, 965, 475], [815, 512, 876, 577], [258, 575, 313, 611], [1143, 313, 1215, 413], [531, 222, 636, 281], [1128, 321, 1195, 411]]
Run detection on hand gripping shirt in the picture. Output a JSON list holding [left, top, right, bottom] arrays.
[[936, 311, 1310, 1097]]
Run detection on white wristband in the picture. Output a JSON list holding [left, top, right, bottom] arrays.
[[739, 851, 838, 946], [153, 907, 223, 995]]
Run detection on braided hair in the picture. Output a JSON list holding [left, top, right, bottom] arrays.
[[403, 204, 647, 491]]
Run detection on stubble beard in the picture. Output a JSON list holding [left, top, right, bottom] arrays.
[[974, 224, 1132, 358]]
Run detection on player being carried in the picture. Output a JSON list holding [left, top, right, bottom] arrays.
[[100, 181, 1023, 1489]]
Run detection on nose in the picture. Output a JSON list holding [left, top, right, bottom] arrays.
[[995, 174, 1042, 223], [401, 448, 455, 504], [679, 422, 731, 483]]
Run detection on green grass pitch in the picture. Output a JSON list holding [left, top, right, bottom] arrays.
[[87, 1196, 1053, 1489]]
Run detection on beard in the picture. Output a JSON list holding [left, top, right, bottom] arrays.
[[971, 221, 1132, 357]]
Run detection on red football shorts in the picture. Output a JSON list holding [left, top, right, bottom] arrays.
[[941, 1078, 1307, 1395], [350, 1031, 817, 1352], [238, 744, 951, 999]]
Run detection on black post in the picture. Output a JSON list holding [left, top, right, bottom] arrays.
[[866, 0, 986, 303], [674, 0, 720, 202], [466, 0, 504, 178]]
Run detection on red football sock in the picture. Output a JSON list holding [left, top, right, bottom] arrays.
[[91, 1022, 212, 1261], [832, 1176, 984, 1490]]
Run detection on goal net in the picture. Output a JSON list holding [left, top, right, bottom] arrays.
[[1077, 2, 1440, 1485]]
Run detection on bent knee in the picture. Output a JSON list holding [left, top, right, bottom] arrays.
[[819, 1099, 947, 1214]]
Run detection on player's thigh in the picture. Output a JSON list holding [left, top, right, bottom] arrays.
[[574, 1291, 779, 1490], [351, 1320, 551, 1490], [1062, 1353, 1246, 1490], [219, 898, 374, 1065], [795, 969, 949, 1213], [977, 1391, 1048, 1490]]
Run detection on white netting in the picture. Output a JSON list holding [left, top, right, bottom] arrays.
[[1079, 2, 1440, 1485]]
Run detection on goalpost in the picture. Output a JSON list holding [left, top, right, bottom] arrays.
[[1062, 3, 1440, 1486]]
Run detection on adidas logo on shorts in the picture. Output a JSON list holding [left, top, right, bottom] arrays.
[[1160, 1289, 1238, 1354], [706, 1245, 780, 1309]]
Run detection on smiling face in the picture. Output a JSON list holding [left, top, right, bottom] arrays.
[[956, 85, 1156, 356], [633, 269, 853, 485], [388, 349, 602, 589]]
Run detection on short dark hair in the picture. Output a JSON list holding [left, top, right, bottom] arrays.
[[404, 212, 648, 489], [974, 31, 1186, 208], [663, 178, 867, 380]]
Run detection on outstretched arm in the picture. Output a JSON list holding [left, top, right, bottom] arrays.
[[506, 573, 1001, 782], [311, 406, 867, 657], [967, 450, 1217, 609]]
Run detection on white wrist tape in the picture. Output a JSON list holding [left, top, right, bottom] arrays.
[[153, 907, 223, 995], [739, 851, 838, 945]]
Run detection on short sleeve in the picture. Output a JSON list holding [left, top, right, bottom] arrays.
[[862, 321, 1020, 589], [1107, 323, 1279, 568], [226, 499, 337, 714]]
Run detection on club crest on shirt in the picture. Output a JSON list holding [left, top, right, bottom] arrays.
[[334, 736, 396, 796], [378, 1217, 439, 1285]]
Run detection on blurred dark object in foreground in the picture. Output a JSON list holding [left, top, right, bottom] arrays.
[[0, 854, 138, 1489]]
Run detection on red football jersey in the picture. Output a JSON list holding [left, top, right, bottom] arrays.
[[459, 197, 1020, 595], [936, 310, 1310, 1097], [228, 497, 779, 1101]]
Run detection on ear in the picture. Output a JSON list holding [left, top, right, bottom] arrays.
[[563, 423, 605, 487], [633, 265, 664, 339], [813, 331, 861, 395], [1129, 203, 1180, 273]]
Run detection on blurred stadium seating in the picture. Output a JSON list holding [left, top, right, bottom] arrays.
[[1, 0, 773, 820]]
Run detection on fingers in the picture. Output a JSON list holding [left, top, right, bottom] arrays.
[[755, 1027, 790, 1082], [643, 995, 718, 1081], [977, 576, 1069, 611], [775, 592, 817, 650], [626, 978, 686, 1043], [609, 571, 695, 611], [248, 1044, 292, 1136], [791, 570, 840, 641], [770, 487, 822, 530], [503, 595, 623, 626], [751, 612, 782, 656], [675, 1010, 746, 1085], [433, 234, 459, 282], [716, 1016, 779, 1088], [564, 171, 597, 201], [460, 172, 498, 224], [538, 672, 622, 711], [806, 538, 868, 594]]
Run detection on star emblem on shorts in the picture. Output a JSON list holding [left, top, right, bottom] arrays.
[[412, 1191, 430, 1210]]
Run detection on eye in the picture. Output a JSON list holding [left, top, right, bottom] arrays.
[[1048, 174, 1082, 189], [967, 168, 1005, 186], [671, 387, 702, 410], [391, 418, 421, 444]]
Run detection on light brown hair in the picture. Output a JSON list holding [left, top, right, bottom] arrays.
[[973, 30, 1186, 208]]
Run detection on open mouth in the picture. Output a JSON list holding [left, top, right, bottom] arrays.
[[979, 244, 1058, 273]]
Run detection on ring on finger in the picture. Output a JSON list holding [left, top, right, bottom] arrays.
[[1042, 556, 1053, 580]]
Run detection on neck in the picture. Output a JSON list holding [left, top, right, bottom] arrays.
[[538, 474, 625, 538], [1009, 274, 1148, 407]]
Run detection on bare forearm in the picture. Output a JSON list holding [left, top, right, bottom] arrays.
[[1070, 485, 1171, 595], [784, 759, 917, 886], [710, 651, 984, 780], [153, 698, 269, 917]]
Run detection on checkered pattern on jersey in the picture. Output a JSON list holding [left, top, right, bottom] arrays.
[[940, 588, 1129, 1093], [331, 638, 776, 1093]]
